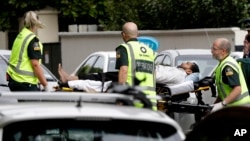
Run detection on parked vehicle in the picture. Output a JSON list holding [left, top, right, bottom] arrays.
[[0, 49, 59, 91], [230, 51, 243, 59], [0, 90, 186, 141], [71, 51, 117, 76], [72, 49, 219, 78]]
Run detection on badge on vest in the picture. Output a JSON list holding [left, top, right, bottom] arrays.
[[225, 67, 234, 76], [33, 42, 41, 51], [116, 51, 120, 58]]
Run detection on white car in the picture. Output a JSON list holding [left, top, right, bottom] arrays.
[[0, 49, 59, 91], [0, 91, 186, 141], [230, 51, 243, 59], [72, 51, 117, 76]]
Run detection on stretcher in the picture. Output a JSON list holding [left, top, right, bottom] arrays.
[[156, 76, 216, 121], [55, 72, 216, 121]]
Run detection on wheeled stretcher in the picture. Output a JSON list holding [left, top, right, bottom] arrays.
[[56, 72, 215, 121], [156, 76, 216, 121]]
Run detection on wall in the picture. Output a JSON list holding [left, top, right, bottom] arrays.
[[0, 32, 8, 49], [59, 27, 247, 73], [37, 8, 59, 43]]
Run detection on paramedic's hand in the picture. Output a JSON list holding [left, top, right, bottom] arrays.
[[211, 102, 223, 113], [44, 86, 50, 92]]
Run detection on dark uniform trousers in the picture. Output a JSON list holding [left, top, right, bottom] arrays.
[[8, 76, 40, 91]]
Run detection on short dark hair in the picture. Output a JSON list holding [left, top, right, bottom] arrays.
[[190, 62, 200, 73]]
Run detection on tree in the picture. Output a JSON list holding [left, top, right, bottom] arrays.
[[0, 0, 102, 31], [97, 0, 146, 30], [141, 0, 250, 29], [1, 0, 250, 31]]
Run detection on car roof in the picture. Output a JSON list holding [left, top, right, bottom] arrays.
[[158, 49, 212, 55], [230, 51, 243, 59], [91, 51, 116, 57], [0, 49, 11, 61], [0, 49, 11, 55]]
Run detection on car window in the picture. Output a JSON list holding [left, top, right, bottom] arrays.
[[155, 54, 165, 65], [89, 56, 104, 73], [41, 65, 58, 81], [161, 55, 172, 66], [108, 58, 118, 72], [175, 55, 218, 78], [155, 54, 172, 66], [3, 119, 181, 141], [76, 56, 98, 76]]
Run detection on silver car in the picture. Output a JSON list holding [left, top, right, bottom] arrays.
[[0, 91, 186, 141], [0, 49, 59, 91]]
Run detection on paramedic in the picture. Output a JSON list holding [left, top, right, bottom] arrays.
[[7, 11, 48, 91], [115, 22, 157, 110], [211, 38, 250, 112]]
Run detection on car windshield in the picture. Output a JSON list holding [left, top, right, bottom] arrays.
[[3, 119, 181, 141], [175, 55, 218, 78]]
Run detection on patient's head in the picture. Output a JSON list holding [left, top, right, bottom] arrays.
[[178, 61, 200, 75]]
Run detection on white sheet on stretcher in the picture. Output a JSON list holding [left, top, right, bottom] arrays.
[[167, 81, 194, 96], [68, 80, 112, 92]]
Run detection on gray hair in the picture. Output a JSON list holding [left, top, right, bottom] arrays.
[[219, 38, 231, 53]]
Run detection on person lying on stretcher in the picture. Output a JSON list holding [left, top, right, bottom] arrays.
[[155, 61, 200, 85], [57, 61, 201, 92]]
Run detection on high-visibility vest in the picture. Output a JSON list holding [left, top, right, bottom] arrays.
[[215, 56, 250, 106], [122, 41, 157, 110], [7, 27, 43, 84]]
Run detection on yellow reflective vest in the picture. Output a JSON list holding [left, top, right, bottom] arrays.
[[7, 27, 43, 84], [215, 56, 250, 106], [121, 41, 157, 110]]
